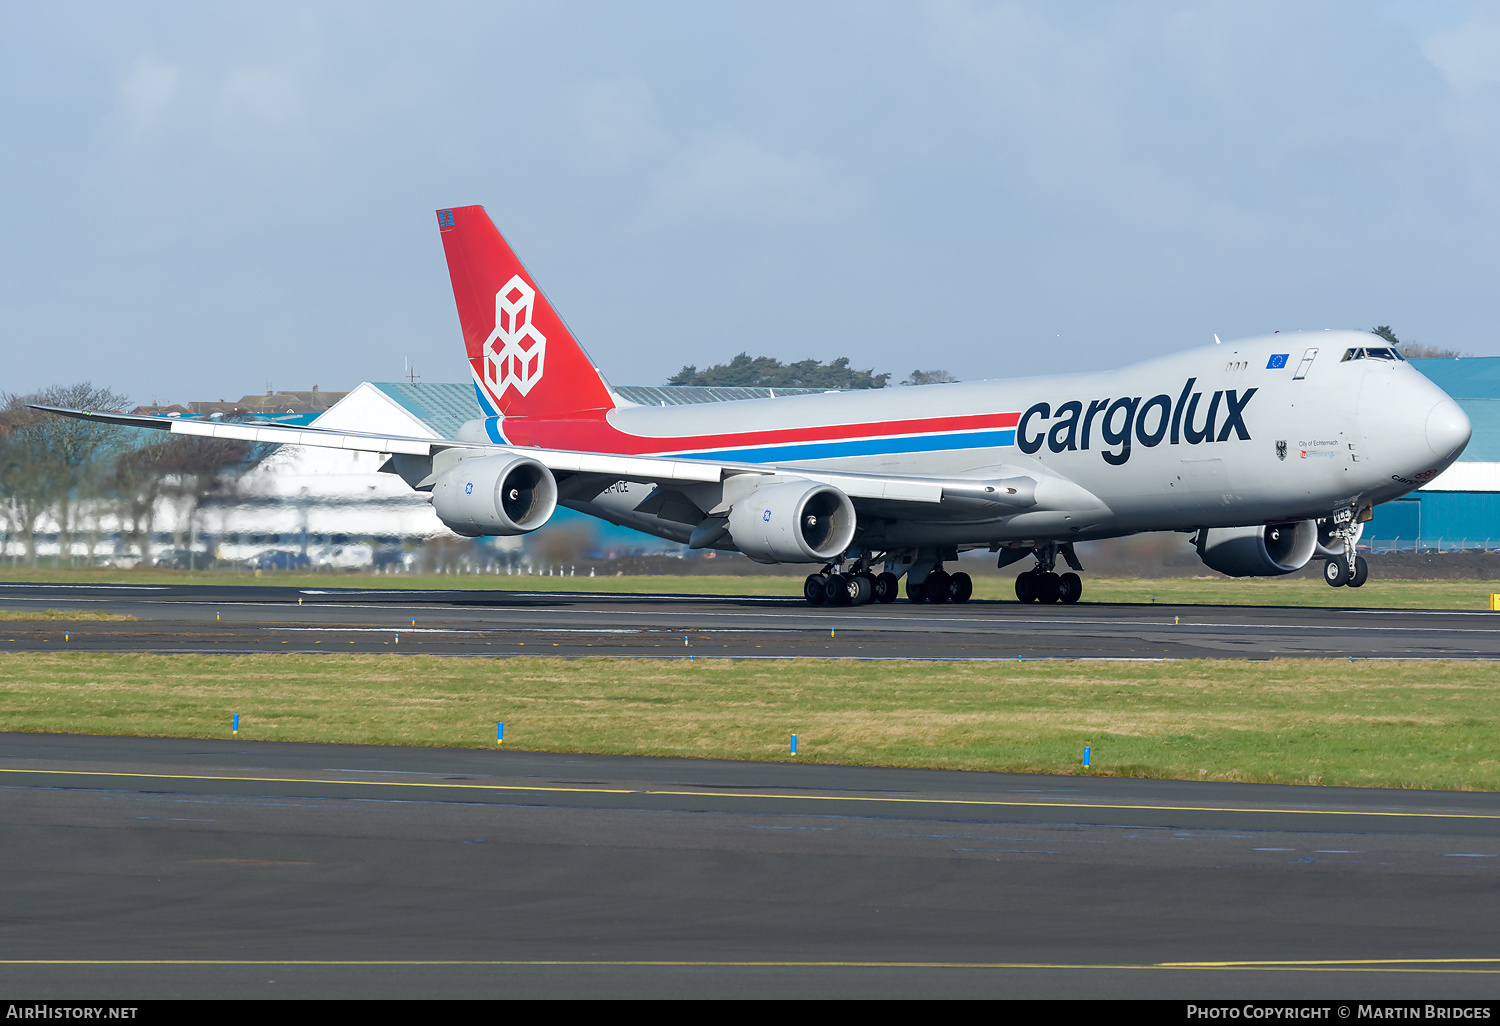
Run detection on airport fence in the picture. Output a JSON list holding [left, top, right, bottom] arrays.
[[1361, 538, 1500, 554]]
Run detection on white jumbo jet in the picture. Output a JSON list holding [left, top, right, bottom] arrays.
[[36, 205, 1473, 605]]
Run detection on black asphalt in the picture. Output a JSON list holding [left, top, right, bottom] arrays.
[[1, 580, 1498, 659], [1, 732, 1498, 998], [5, 582, 1499, 997]]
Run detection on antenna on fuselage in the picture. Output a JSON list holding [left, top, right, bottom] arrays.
[[1213, 334, 1222, 345]]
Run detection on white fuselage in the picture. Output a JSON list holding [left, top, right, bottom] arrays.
[[565, 331, 1471, 553]]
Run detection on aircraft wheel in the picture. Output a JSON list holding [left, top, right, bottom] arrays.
[[1058, 572, 1082, 604], [1015, 572, 1037, 603], [1323, 556, 1350, 588], [823, 573, 852, 606], [925, 569, 951, 603], [905, 575, 926, 602], [1038, 571, 1062, 604], [874, 572, 900, 603], [804, 574, 827, 605], [850, 574, 875, 605], [1348, 555, 1368, 588], [950, 571, 973, 603]]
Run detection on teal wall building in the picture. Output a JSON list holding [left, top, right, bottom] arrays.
[[1365, 358, 1500, 551]]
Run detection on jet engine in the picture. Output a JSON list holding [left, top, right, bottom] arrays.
[[1195, 521, 1318, 577], [726, 480, 857, 564], [432, 454, 557, 537]]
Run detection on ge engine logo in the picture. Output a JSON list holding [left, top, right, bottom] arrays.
[[483, 275, 547, 398], [763, 509, 772, 522]]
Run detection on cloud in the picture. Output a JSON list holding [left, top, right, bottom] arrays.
[[1422, 5, 1500, 96], [114, 57, 179, 135]]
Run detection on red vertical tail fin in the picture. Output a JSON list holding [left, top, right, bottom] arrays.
[[437, 206, 615, 421]]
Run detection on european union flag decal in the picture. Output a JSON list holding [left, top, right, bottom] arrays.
[[1267, 353, 1288, 369], [437, 209, 456, 229]]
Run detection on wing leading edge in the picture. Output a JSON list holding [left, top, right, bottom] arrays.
[[27, 404, 1087, 514]]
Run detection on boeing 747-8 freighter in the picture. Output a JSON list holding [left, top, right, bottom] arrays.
[[37, 206, 1472, 605]]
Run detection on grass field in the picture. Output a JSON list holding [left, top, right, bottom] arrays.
[[0, 609, 137, 621], [1, 566, 1498, 609], [2, 652, 1497, 791]]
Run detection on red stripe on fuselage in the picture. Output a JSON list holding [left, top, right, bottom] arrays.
[[499, 410, 1022, 456]]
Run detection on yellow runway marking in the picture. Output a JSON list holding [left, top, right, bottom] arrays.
[[2, 766, 1498, 821], [0, 958, 1496, 973]]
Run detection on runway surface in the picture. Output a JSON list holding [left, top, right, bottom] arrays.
[[2, 580, 1499, 659], [1, 732, 1498, 998]]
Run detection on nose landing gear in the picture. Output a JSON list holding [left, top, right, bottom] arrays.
[[1323, 553, 1369, 589], [1322, 507, 1370, 589]]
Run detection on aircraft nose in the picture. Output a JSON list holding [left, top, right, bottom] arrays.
[[1425, 398, 1471, 461]]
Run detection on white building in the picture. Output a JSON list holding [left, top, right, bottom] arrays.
[[1, 381, 843, 567]]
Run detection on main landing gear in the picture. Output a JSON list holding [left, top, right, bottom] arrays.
[[905, 568, 973, 604], [802, 555, 972, 606], [1011, 541, 1084, 604], [803, 567, 903, 607], [1014, 568, 1082, 604]]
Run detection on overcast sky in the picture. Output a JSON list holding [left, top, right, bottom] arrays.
[[3, 1, 1498, 405]]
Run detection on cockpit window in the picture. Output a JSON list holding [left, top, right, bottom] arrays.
[[1341, 347, 1406, 362]]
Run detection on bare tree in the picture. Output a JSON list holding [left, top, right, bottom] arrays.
[[0, 399, 50, 565], [901, 369, 958, 386], [109, 437, 171, 564], [158, 435, 278, 568], [1372, 326, 1469, 359], [0, 385, 131, 565], [33, 384, 131, 564], [104, 433, 279, 567]]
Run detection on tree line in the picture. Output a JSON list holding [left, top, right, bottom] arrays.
[[667, 354, 955, 388], [0, 384, 277, 567], [671, 331, 1467, 390]]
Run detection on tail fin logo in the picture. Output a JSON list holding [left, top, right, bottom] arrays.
[[482, 275, 547, 398]]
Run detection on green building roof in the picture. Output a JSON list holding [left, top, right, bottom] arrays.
[[368, 381, 834, 438]]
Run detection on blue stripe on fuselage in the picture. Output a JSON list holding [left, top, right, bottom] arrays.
[[670, 429, 1016, 463], [473, 383, 498, 418]]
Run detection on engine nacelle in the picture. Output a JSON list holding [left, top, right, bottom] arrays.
[[727, 480, 857, 564], [1195, 521, 1318, 577], [432, 455, 557, 537]]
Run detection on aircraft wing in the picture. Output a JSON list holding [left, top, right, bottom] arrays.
[[28, 405, 726, 486], [29, 405, 1068, 511]]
